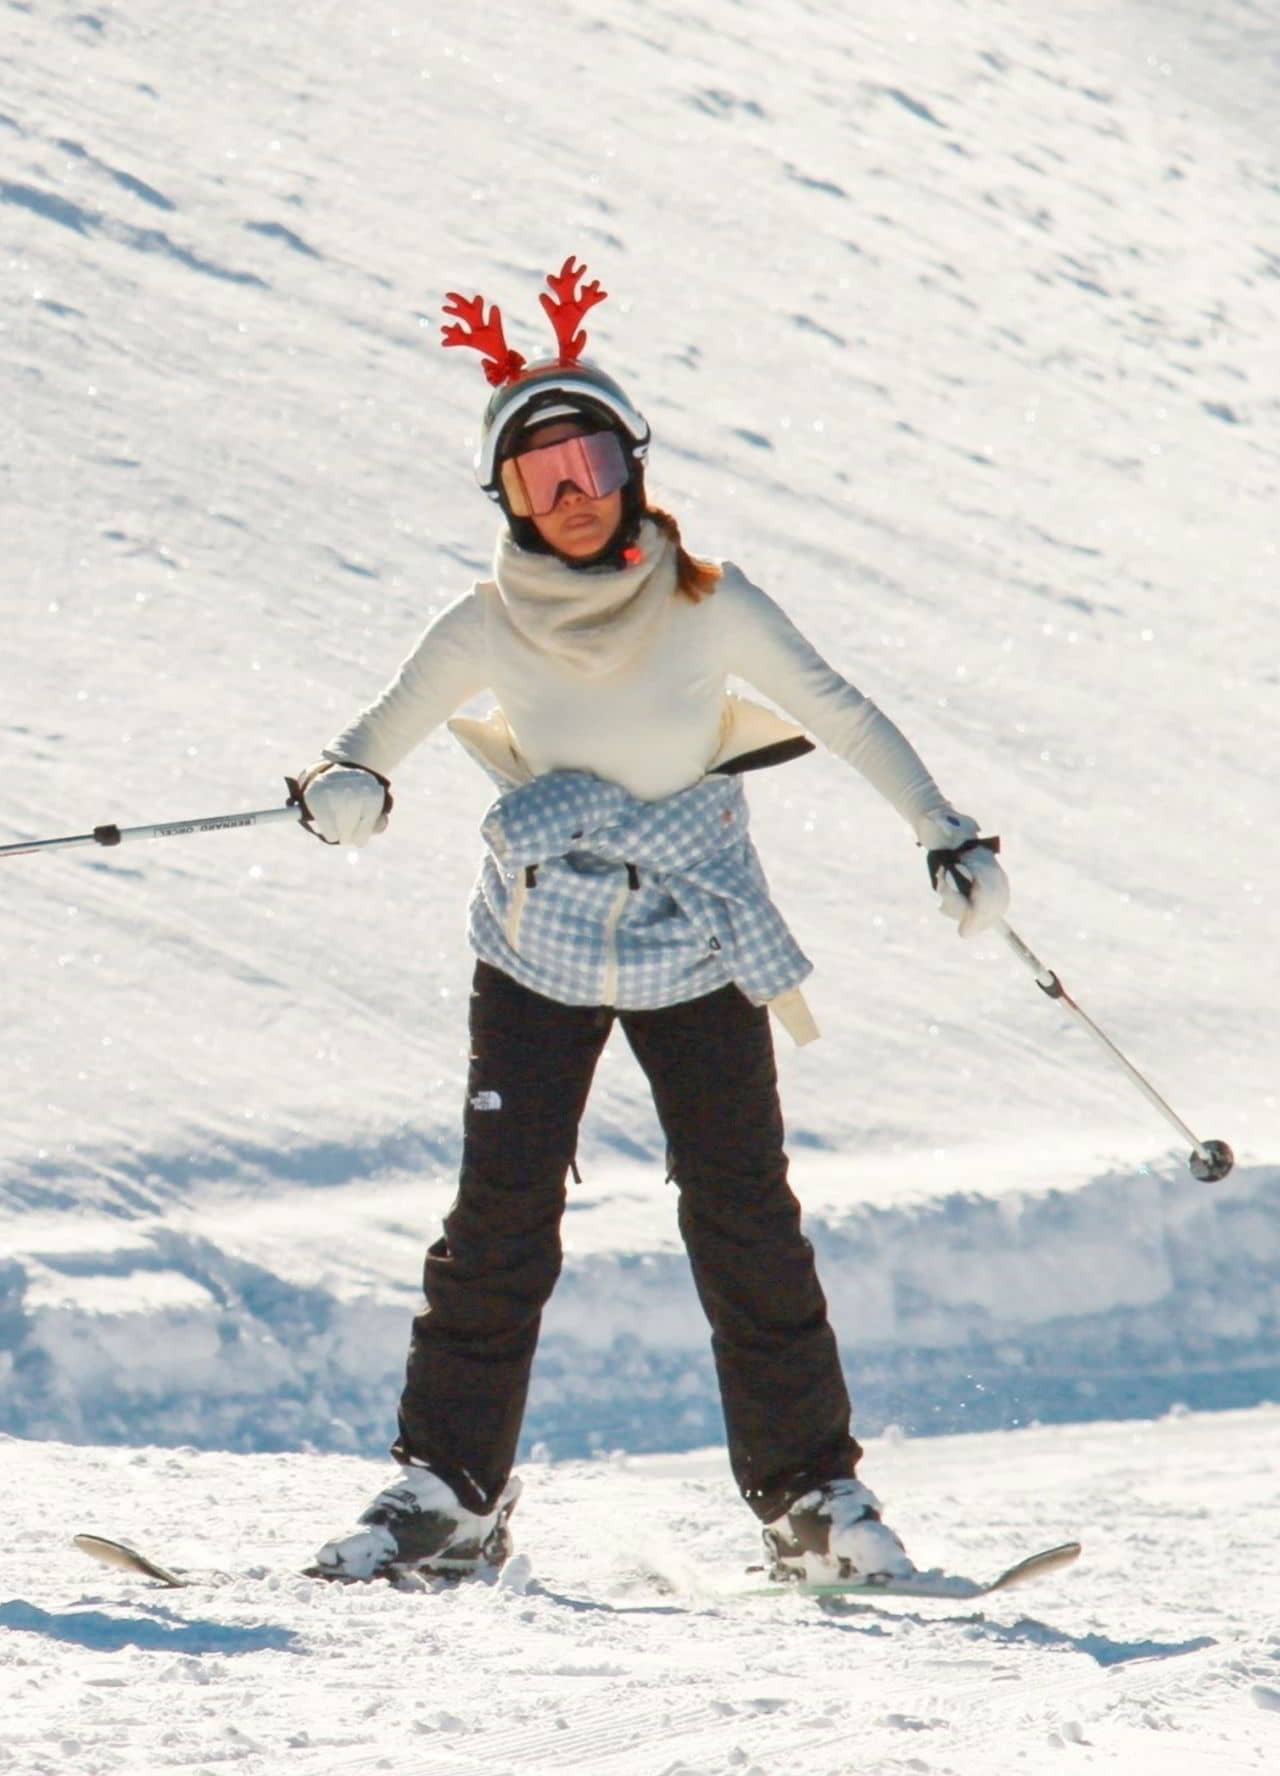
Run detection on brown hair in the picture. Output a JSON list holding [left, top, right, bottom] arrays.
[[647, 505, 722, 602]]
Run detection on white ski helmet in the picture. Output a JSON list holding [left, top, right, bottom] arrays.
[[474, 359, 650, 504]]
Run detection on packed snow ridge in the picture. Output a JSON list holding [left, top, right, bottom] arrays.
[[4, 1151, 1277, 1457]]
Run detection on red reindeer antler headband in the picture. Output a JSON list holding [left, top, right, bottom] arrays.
[[441, 256, 608, 387]]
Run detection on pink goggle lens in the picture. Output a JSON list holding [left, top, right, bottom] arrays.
[[500, 430, 629, 517]]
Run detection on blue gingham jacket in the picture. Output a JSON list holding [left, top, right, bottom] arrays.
[[468, 769, 812, 1012]]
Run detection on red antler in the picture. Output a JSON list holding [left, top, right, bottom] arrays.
[[440, 292, 528, 387], [539, 256, 607, 364]]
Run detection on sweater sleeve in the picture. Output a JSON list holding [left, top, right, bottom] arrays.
[[322, 587, 491, 777], [718, 564, 958, 837]]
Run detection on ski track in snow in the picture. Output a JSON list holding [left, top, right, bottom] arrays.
[[4, 1408, 1280, 1774], [3, 0, 1280, 1769]]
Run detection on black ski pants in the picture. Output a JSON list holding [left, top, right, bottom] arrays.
[[393, 961, 861, 1523]]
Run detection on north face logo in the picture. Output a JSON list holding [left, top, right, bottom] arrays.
[[470, 1090, 502, 1112]]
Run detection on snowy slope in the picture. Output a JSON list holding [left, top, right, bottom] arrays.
[[2, 0, 1279, 1502], [4, 0, 1277, 1192], [5, 1407, 1280, 1775]]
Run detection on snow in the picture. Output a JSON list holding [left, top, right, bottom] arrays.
[[2, 0, 1278, 1768], [6, 1411, 1280, 1773]]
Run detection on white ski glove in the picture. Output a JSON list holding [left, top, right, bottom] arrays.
[[288, 761, 392, 847], [915, 809, 1009, 938]]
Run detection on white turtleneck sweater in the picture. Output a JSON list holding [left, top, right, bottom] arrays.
[[324, 523, 956, 838]]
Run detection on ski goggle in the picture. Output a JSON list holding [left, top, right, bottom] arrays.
[[499, 429, 630, 517]]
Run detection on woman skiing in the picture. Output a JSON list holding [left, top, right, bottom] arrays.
[[295, 257, 1009, 1585]]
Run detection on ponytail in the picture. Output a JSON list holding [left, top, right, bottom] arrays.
[[646, 506, 722, 602]]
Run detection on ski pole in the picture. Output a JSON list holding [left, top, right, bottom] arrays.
[[0, 802, 302, 860], [997, 920, 1234, 1182]]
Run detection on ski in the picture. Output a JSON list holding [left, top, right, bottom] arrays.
[[73, 1532, 453, 1592], [75, 1531, 1081, 1603], [73, 1533, 210, 1588], [740, 1539, 1082, 1601]]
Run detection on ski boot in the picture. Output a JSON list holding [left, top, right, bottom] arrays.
[[309, 1467, 522, 1584], [763, 1476, 914, 1584]]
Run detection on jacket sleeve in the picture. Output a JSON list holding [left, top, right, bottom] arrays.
[[717, 564, 959, 837], [322, 588, 490, 777]]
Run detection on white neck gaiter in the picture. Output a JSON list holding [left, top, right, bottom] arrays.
[[492, 520, 678, 676]]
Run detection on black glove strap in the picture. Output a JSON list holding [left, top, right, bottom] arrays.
[[926, 834, 1001, 897], [285, 774, 337, 845]]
